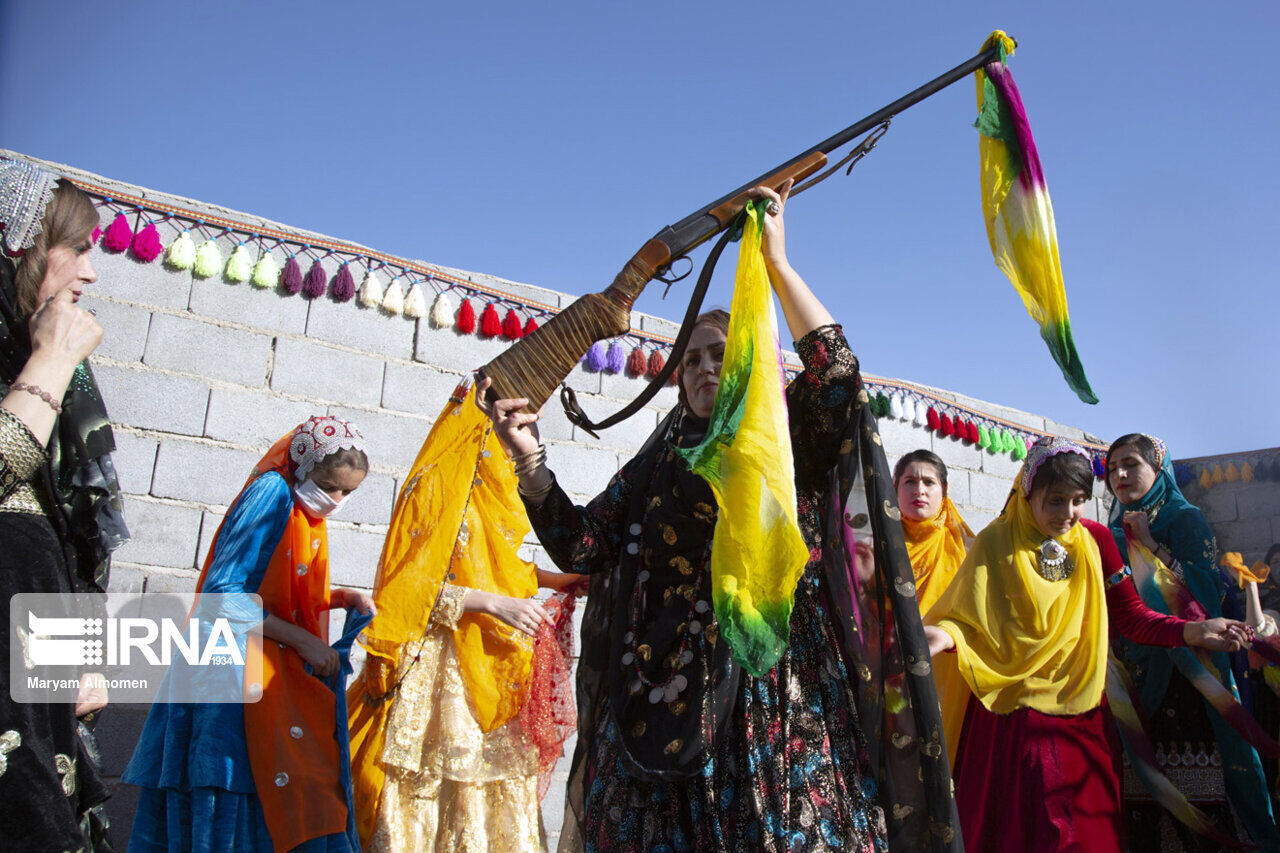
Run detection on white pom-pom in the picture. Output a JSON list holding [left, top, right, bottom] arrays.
[[912, 399, 927, 427], [381, 280, 405, 315], [403, 282, 427, 318], [429, 290, 455, 328], [358, 269, 384, 307], [889, 392, 903, 420]]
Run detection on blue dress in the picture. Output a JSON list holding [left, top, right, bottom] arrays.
[[123, 472, 362, 852]]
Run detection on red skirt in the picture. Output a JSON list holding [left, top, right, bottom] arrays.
[[953, 696, 1124, 852]]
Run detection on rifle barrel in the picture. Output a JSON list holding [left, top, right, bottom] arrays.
[[659, 43, 1006, 257]]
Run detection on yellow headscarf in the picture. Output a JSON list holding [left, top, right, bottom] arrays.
[[902, 495, 974, 615], [901, 495, 973, 766], [927, 439, 1108, 716]]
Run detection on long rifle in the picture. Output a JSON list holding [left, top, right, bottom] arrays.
[[478, 42, 1007, 429]]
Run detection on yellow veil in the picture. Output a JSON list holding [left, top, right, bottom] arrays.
[[902, 495, 973, 765], [347, 380, 537, 841], [927, 441, 1107, 716]]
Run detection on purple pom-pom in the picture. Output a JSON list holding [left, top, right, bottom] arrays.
[[585, 341, 607, 372], [102, 213, 133, 253], [281, 256, 303, 294], [302, 259, 327, 299], [330, 263, 355, 302], [604, 341, 625, 374], [1091, 454, 1106, 478], [130, 223, 163, 262]]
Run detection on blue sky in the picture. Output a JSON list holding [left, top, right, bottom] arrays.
[[3, 1, 1276, 457]]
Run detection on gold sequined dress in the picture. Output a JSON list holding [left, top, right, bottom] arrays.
[[366, 582, 545, 853]]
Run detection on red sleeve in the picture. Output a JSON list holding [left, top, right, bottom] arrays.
[[1081, 518, 1186, 648]]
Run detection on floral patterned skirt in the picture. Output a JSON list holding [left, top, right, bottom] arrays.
[[577, 590, 887, 853]]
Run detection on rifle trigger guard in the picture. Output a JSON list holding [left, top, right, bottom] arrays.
[[654, 255, 693, 299]]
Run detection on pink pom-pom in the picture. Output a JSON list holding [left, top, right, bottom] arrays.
[[281, 256, 303, 294], [585, 341, 607, 372], [647, 349, 665, 378], [91, 226, 102, 244], [130, 223, 163, 262], [102, 213, 133, 253], [502, 308, 523, 340], [330, 263, 355, 302], [302, 259, 327, 299], [604, 341, 625, 374]]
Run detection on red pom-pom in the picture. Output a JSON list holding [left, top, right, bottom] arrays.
[[102, 213, 133, 253], [647, 349, 665, 378], [456, 298, 476, 334], [502, 308, 523, 340], [940, 413, 955, 437], [626, 346, 647, 377], [130, 223, 163, 262], [523, 316, 539, 336], [926, 407, 941, 431], [479, 302, 502, 338], [968, 421, 981, 444]]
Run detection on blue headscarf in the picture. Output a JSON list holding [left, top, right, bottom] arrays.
[[1107, 434, 1279, 847]]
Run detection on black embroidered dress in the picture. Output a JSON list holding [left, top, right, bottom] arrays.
[[526, 325, 957, 853]]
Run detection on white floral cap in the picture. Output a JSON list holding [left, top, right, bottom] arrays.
[[288, 415, 367, 482], [0, 159, 59, 256]]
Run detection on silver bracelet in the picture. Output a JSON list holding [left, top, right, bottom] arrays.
[[511, 444, 547, 478], [517, 470, 556, 499]]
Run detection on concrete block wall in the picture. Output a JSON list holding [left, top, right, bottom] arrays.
[[7, 151, 1103, 848], [1179, 451, 1280, 562]]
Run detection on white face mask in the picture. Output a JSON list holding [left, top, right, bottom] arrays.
[[294, 477, 348, 519]]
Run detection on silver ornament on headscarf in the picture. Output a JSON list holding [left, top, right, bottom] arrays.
[[0, 159, 59, 255]]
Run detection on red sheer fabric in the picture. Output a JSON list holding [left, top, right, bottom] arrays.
[[518, 590, 579, 800]]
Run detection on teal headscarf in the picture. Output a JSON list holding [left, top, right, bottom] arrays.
[[1107, 434, 1279, 848]]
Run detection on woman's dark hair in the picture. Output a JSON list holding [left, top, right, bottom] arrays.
[[893, 449, 948, 495], [14, 180, 99, 316], [1104, 433, 1161, 494], [312, 447, 369, 477], [1029, 452, 1094, 497], [676, 308, 730, 410]]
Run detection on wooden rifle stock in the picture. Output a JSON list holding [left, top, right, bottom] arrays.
[[478, 42, 1005, 416]]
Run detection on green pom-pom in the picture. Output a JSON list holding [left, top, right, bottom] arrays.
[[193, 239, 222, 279], [978, 425, 992, 450], [224, 243, 252, 283], [165, 230, 196, 270], [1013, 437, 1028, 460], [251, 252, 279, 289]]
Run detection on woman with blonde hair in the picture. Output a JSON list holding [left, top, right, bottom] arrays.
[[0, 159, 126, 851]]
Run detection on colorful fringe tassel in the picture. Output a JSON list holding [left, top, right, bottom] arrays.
[[281, 256, 303, 294], [403, 282, 427, 318], [479, 303, 502, 338], [224, 243, 253, 283], [456, 298, 476, 333], [102, 213, 133, 253], [359, 269, 385, 307], [331, 264, 356, 302], [193, 239, 222, 279], [502, 308, 523, 340], [131, 223, 163, 262], [251, 252, 278, 289], [381, 280, 405, 315], [165, 230, 196, 270], [302, 259, 327, 299], [429, 290, 454, 327]]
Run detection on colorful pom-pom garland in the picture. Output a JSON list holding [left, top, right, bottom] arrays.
[[83, 193, 1123, 462]]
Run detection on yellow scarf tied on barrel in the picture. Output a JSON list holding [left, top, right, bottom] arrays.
[[676, 200, 809, 677]]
